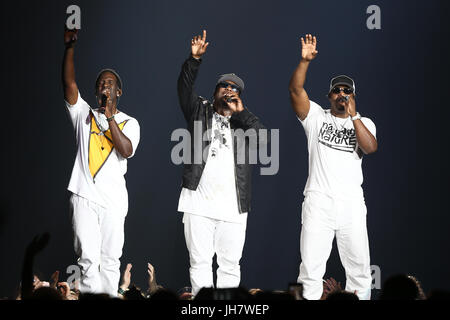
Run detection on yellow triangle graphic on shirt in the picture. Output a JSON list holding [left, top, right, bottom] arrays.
[[89, 114, 127, 178]]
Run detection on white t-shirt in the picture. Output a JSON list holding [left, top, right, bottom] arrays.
[[65, 91, 140, 211], [299, 100, 376, 200], [178, 112, 248, 224]]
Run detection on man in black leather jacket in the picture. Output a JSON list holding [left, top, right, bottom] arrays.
[[176, 30, 268, 296]]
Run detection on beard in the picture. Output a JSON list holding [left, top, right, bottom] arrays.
[[221, 98, 231, 108], [214, 94, 230, 108], [334, 101, 345, 112], [337, 104, 345, 111], [335, 97, 347, 112]]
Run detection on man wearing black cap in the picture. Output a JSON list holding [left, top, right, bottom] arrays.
[[289, 34, 378, 300], [177, 30, 267, 296], [62, 28, 140, 296]]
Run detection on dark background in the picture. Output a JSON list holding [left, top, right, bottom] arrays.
[[1, 0, 449, 298]]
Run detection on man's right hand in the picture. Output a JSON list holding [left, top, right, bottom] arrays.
[[300, 34, 318, 61], [26, 233, 50, 256], [191, 30, 209, 59], [64, 27, 78, 48]]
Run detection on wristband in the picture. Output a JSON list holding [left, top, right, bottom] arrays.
[[351, 112, 361, 121], [107, 115, 115, 122], [118, 287, 128, 295]]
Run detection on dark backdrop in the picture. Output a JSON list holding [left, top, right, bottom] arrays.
[[1, 0, 449, 298]]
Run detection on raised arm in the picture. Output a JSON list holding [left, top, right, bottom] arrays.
[[177, 30, 209, 120], [21, 233, 50, 300], [62, 27, 79, 104], [289, 34, 318, 120]]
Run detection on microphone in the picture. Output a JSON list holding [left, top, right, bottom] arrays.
[[100, 94, 107, 113], [224, 96, 237, 103], [338, 96, 349, 103]]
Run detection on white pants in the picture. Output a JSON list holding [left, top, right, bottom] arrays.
[[70, 193, 126, 297], [298, 192, 372, 300], [183, 212, 247, 296]]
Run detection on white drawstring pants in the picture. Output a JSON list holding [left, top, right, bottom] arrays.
[[298, 192, 372, 300], [183, 212, 247, 296], [70, 193, 126, 297]]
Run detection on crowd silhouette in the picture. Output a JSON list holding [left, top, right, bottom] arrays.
[[5, 233, 449, 301]]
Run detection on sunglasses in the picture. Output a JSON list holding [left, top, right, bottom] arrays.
[[217, 82, 241, 94], [331, 87, 353, 95]]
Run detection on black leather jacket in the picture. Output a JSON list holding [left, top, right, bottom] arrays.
[[177, 56, 268, 213]]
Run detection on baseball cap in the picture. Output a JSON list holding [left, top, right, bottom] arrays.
[[216, 73, 245, 93], [329, 75, 355, 94]]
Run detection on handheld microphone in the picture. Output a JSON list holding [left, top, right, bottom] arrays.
[[225, 96, 237, 103], [338, 96, 349, 103], [100, 94, 107, 113]]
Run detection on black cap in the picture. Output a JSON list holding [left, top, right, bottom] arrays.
[[217, 73, 244, 93], [329, 75, 355, 94]]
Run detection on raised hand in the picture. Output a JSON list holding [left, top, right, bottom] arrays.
[[26, 233, 50, 256], [64, 27, 78, 48], [147, 262, 155, 286], [323, 277, 343, 296], [33, 280, 50, 290], [120, 263, 132, 290], [147, 262, 160, 295], [21, 233, 50, 300], [191, 30, 209, 59], [300, 34, 318, 61], [57, 282, 71, 299], [50, 270, 60, 289]]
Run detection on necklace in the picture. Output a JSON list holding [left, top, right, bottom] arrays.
[[214, 112, 230, 130], [101, 134, 107, 151], [330, 112, 350, 130], [97, 110, 118, 150], [210, 112, 231, 157], [330, 112, 350, 138]]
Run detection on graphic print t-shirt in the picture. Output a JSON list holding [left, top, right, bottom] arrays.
[[299, 101, 376, 200], [65, 91, 140, 211]]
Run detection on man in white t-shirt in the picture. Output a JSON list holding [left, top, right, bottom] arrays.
[[62, 28, 140, 297], [176, 30, 268, 296], [289, 34, 378, 300]]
